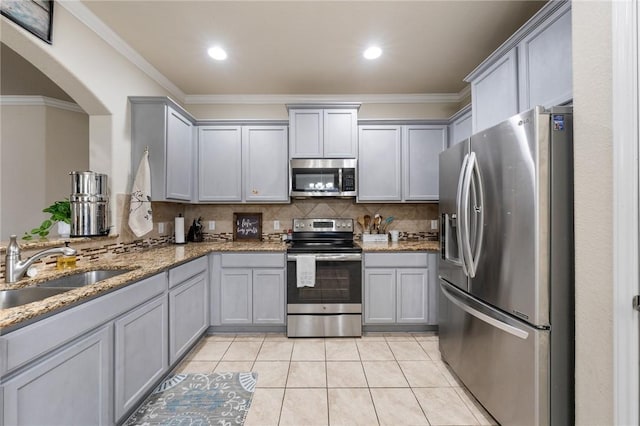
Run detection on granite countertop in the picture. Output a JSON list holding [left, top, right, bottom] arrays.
[[357, 240, 439, 252], [0, 239, 439, 334]]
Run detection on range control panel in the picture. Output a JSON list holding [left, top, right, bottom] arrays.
[[292, 218, 354, 232]]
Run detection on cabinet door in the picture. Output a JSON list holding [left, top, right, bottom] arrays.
[[323, 109, 357, 158], [114, 295, 168, 421], [357, 125, 402, 202], [518, 2, 572, 110], [3, 326, 113, 426], [449, 109, 473, 147], [252, 269, 285, 324], [220, 269, 253, 324], [471, 49, 519, 133], [396, 268, 429, 324], [165, 106, 193, 201], [169, 272, 209, 364], [289, 109, 323, 158], [243, 126, 289, 202], [364, 269, 396, 324], [427, 254, 439, 325], [198, 126, 242, 202], [403, 125, 447, 201]]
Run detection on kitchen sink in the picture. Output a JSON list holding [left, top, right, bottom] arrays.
[[37, 269, 134, 288], [0, 287, 71, 310]]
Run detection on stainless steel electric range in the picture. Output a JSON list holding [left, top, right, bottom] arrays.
[[286, 218, 362, 337]]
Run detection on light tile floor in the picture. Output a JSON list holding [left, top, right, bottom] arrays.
[[175, 332, 498, 426]]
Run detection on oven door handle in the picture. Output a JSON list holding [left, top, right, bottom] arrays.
[[287, 253, 362, 262]]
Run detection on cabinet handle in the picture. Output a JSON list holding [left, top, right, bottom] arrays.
[[252, 189, 258, 194]]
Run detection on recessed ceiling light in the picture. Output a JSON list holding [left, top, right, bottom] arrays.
[[363, 46, 382, 60], [207, 46, 227, 61]]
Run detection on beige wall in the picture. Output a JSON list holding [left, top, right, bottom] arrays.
[[573, 1, 613, 424], [0, 104, 89, 240], [1, 4, 174, 234]]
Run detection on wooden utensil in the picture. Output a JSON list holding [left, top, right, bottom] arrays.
[[357, 216, 366, 231], [364, 215, 371, 232]]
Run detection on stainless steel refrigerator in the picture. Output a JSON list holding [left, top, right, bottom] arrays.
[[438, 106, 574, 426]]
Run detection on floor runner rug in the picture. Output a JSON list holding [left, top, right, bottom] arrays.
[[124, 372, 257, 426]]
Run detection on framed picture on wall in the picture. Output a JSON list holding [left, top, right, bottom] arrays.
[[233, 213, 262, 241], [1, 1, 54, 44]]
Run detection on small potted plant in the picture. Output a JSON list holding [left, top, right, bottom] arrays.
[[23, 200, 72, 240]]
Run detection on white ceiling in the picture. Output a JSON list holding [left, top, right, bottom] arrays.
[[82, 1, 545, 97]]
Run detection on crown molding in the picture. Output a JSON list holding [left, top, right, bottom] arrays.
[[0, 95, 85, 113], [184, 92, 468, 105], [59, 1, 186, 102]]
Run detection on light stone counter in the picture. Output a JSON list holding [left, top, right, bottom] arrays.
[[1, 238, 439, 333], [357, 240, 439, 252], [0, 241, 286, 333]]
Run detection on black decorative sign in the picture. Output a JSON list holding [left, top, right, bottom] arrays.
[[233, 213, 262, 241]]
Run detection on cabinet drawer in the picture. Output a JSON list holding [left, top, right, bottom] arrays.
[[221, 253, 285, 268], [169, 256, 208, 288], [365, 252, 429, 268], [1, 273, 167, 376]]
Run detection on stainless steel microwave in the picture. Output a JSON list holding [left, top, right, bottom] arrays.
[[290, 158, 357, 197]]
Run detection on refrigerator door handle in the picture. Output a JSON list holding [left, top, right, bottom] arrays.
[[456, 153, 471, 276], [460, 152, 476, 277], [441, 281, 529, 340], [469, 154, 484, 276]]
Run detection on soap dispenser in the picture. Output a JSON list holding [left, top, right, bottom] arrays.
[[56, 242, 77, 270]]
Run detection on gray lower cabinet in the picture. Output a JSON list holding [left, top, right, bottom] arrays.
[[2, 256, 211, 426], [364, 252, 438, 326], [169, 257, 209, 364], [214, 253, 286, 327], [114, 294, 168, 421], [3, 325, 113, 426], [220, 268, 253, 324]]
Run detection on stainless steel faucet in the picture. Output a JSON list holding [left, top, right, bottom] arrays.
[[4, 235, 77, 283]]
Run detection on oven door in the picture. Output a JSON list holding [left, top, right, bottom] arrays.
[[287, 253, 362, 313]]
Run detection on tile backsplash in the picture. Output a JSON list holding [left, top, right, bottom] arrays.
[[116, 195, 439, 243]]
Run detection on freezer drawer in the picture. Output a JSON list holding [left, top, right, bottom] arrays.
[[439, 279, 550, 426]]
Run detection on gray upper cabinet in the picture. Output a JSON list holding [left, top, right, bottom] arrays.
[[198, 126, 242, 202], [130, 97, 195, 202], [289, 106, 358, 158], [470, 49, 519, 133], [517, 2, 572, 111], [198, 125, 288, 203], [466, 1, 572, 133], [402, 125, 447, 201], [357, 125, 403, 202], [358, 124, 446, 202], [448, 106, 472, 147], [243, 126, 289, 202]]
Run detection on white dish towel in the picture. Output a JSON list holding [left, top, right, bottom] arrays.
[[129, 150, 153, 237], [296, 255, 316, 288]]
